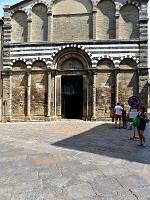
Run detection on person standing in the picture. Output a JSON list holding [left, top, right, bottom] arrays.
[[121, 105, 127, 128], [114, 103, 123, 128], [137, 105, 148, 147]]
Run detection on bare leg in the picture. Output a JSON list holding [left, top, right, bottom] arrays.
[[115, 118, 117, 128], [119, 119, 121, 128], [138, 130, 143, 145]]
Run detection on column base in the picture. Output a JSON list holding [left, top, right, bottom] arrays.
[[91, 116, 97, 121], [25, 115, 31, 121], [2, 115, 12, 122]]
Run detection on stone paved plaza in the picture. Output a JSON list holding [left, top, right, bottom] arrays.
[[0, 119, 150, 200]]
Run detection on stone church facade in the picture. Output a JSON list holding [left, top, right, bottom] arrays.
[[0, 0, 149, 122]]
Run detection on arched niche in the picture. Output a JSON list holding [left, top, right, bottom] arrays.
[[32, 60, 47, 70], [31, 3, 48, 42], [97, 58, 115, 69], [96, 0, 116, 40], [119, 4, 139, 39], [31, 60, 47, 116], [96, 58, 115, 119], [12, 60, 27, 71], [12, 61, 27, 117], [118, 58, 138, 106], [52, 0, 93, 41], [11, 11, 28, 43], [120, 58, 137, 69]]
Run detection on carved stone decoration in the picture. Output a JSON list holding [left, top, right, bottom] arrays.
[[60, 58, 84, 70]]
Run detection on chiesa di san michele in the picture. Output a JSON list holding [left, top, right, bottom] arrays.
[[0, 0, 149, 122]]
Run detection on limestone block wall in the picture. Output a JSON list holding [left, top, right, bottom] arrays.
[[31, 61, 47, 117], [96, 58, 115, 119], [2, 0, 144, 43], [53, 0, 92, 41], [96, 71, 115, 119], [53, 14, 92, 41], [118, 59, 138, 107], [12, 71, 27, 117], [118, 72, 138, 106]]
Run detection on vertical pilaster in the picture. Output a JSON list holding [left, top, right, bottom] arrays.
[[138, 69, 149, 107], [56, 74, 61, 119], [47, 9, 52, 41], [27, 68, 31, 119], [92, 7, 97, 40], [0, 20, 4, 121], [51, 70, 55, 118], [27, 18, 32, 42], [83, 75, 88, 120], [115, 67, 119, 104], [115, 13, 119, 39], [91, 71, 97, 121], [47, 69, 51, 117], [2, 69, 12, 121], [3, 5, 11, 44]]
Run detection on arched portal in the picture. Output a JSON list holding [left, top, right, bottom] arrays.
[[53, 47, 92, 120]]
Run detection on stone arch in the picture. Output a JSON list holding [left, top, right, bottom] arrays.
[[52, 0, 93, 41], [119, 58, 138, 69], [121, 1, 139, 10], [12, 60, 27, 71], [53, 47, 92, 69], [96, 0, 116, 39], [119, 4, 139, 39], [11, 11, 28, 43], [32, 60, 47, 70], [97, 58, 115, 69], [31, 3, 48, 42]]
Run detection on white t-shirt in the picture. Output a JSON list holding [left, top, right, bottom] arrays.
[[115, 105, 123, 115]]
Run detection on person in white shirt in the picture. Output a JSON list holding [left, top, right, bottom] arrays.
[[114, 103, 123, 128]]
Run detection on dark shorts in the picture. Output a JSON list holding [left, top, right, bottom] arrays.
[[137, 123, 146, 131], [115, 114, 122, 120]]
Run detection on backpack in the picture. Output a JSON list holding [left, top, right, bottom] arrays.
[[132, 116, 140, 127]]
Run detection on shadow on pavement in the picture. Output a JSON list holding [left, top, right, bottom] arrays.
[[52, 122, 150, 164]]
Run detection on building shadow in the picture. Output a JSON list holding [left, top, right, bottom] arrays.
[[52, 122, 150, 164]]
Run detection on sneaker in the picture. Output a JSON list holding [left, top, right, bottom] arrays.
[[138, 144, 143, 146], [143, 144, 146, 148]]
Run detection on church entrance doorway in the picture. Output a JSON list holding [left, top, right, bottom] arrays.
[[61, 76, 83, 119]]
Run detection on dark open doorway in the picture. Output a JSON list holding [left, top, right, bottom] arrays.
[[61, 76, 83, 119]]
